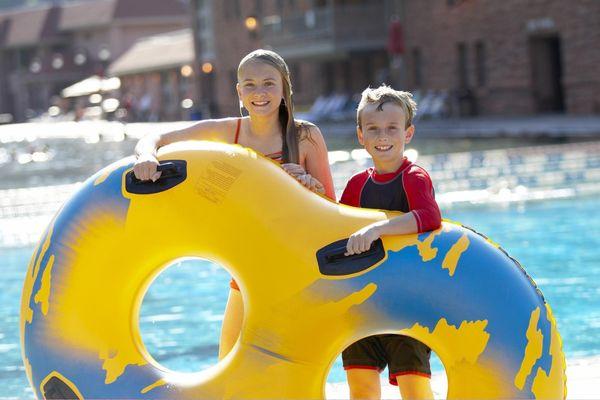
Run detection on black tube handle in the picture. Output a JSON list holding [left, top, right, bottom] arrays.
[[125, 159, 187, 194], [316, 238, 385, 276]]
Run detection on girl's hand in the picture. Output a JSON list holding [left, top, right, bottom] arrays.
[[297, 173, 326, 194], [281, 163, 306, 177], [345, 224, 381, 256], [133, 154, 161, 181], [282, 163, 325, 194]]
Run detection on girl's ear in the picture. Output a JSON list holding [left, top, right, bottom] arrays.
[[236, 83, 241, 99]]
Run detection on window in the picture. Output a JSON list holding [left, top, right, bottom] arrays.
[[457, 42, 468, 88], [230, 70, 238, 95], [475, 41, 486, 87], [291, 63, 301, 93], [225, 0, 241, 19], [412, 47, 423, 87], [254, 0, 262, 16], [322, 62, 334, 94]]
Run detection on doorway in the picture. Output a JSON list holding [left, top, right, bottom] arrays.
[[529, 35, 565, 113]]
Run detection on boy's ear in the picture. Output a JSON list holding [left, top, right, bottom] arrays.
[[405, 125, 415, 144], [356, 125, 364, 145]]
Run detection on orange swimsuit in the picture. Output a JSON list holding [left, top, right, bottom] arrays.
[[230, 118, 283, 291]]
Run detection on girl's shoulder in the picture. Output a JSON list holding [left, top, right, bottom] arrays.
[[294, 119, 322, 141], [196, 116, 241, 130], [187, 117, 243, 143], [294, 118, 317, 128]]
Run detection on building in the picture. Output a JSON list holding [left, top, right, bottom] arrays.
[[108, 29, 195, 121], [186, 0, 599, 120], [188, 0, 400, 117], [402, 0, 600, 116], [0, 0, 190, 122]]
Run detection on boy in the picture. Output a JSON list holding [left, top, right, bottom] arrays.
[[340, 85, 441, 400]]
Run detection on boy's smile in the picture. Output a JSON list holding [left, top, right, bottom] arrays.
[[358, 102, 415, 173]]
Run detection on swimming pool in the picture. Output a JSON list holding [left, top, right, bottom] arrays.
[[1, 138, 599, 397], [1, 195, 598, 398]]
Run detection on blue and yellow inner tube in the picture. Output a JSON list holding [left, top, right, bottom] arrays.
[[21, 142, 566, 399]]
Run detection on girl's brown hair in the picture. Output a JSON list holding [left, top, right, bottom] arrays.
[[238, 49, 301, 164]]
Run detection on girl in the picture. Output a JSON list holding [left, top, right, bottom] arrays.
[[133, 49, 335, 359]]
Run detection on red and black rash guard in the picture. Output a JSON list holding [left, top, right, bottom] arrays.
[[340, 158, 441, 233]]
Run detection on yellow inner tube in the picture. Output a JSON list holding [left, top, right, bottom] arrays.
[[21, 142, 566, 399]]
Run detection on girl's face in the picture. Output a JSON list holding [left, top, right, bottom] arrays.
[[237, 61, 285, 117]]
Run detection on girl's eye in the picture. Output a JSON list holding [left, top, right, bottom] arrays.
[[244, 83, 255, 88], [265, 81, 275, 87], [389, 126, 398, 131]]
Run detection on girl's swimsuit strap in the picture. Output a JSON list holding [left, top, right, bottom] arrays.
[[234, 118, 241, 144]]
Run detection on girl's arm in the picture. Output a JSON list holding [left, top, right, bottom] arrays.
[[298, 125, 335, 200], [134, 118, 238, 181]]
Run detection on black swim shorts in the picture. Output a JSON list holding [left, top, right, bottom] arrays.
[[342, 334, 431, 385]]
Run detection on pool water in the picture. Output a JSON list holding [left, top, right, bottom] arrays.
[[2, 196, 598, 398]]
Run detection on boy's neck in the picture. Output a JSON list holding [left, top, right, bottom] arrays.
[[372, 156, 408, 174]]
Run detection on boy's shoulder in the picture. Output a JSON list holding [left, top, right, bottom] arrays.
[[345, 168, 372, 185], [405, 162, 433, 180], [403, 163, 436, 194]]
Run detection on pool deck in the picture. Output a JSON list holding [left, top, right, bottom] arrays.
[[321, 114, 600, 139], [325, 355, 600, 399], [0, 115, 599, 142]]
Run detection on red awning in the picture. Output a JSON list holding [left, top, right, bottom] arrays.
[[388, 20, 405, 55]]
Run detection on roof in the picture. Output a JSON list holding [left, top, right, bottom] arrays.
[[113, 0, 187, 19], [61, 75, 121, 97], [107, 29, 193, 76], [0, 0, 187, 46], [59, 0, 116, 31], [3, 6, 50, 47]]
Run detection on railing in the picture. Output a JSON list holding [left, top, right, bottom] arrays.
[[262, 2, 387, 57]]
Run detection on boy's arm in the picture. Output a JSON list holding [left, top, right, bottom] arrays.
[[345, 213, 418, 255], [345, 166, 441, 255], [404, 167, 442, 232]]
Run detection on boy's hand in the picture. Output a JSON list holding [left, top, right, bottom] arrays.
[[345, 224, 382, 256]]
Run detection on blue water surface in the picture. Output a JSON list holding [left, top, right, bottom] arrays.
[[1, 196, 599, 398]]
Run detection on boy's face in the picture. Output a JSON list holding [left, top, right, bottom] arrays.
[[357, 102, 414, 169]]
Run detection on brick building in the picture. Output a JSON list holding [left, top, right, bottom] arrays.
[[108, 29, 195, 122], [188, 0, 599, 119], [189, 0, 399, 117], [402, 0, 600, 116], [0, 0, 189, 122]]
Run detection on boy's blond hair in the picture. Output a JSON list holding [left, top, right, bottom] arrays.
[[356, 85, 417, 129]]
